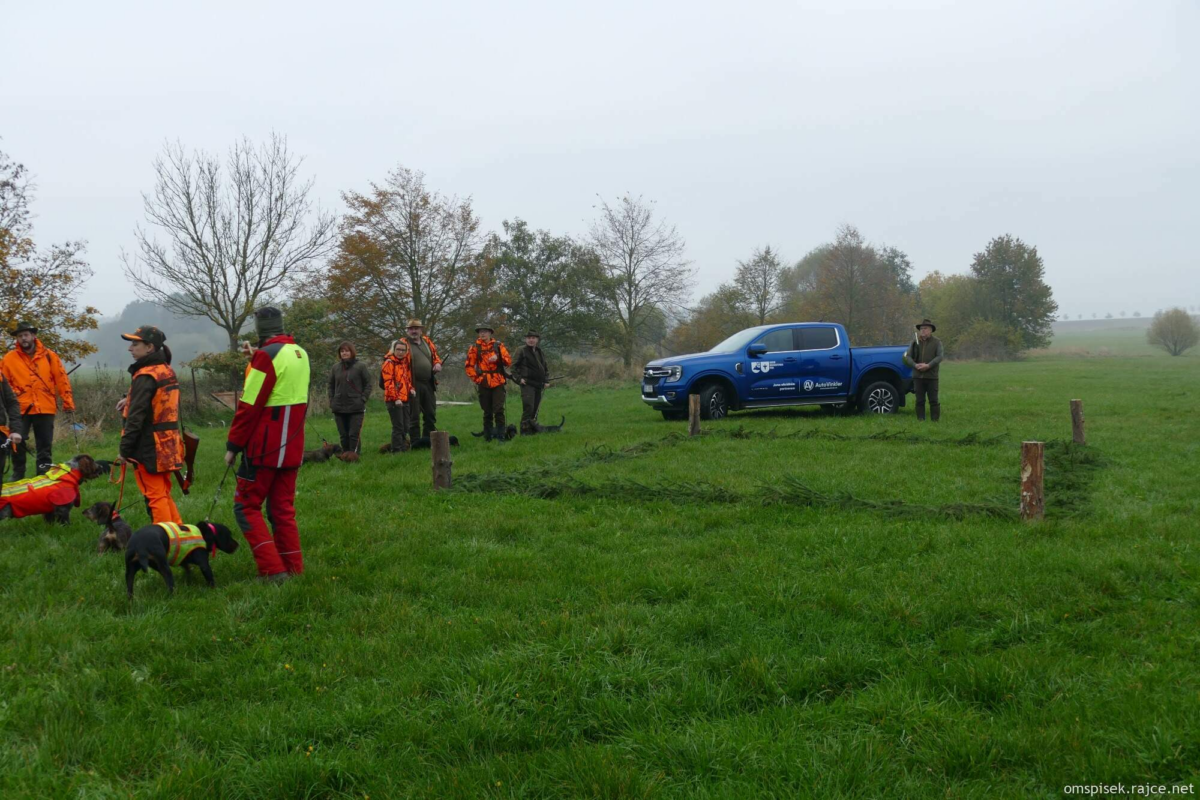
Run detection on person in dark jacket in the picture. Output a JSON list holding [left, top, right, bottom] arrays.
[[328, 341, 371, 453], [0, 374, 25, 479], [117, 326, 184, 524], [903, 318, 944, 422], [512, 331, 550, 434]]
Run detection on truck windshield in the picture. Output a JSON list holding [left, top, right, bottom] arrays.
[[709, 326, 771, 354]]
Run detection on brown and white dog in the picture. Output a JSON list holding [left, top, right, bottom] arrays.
[[0, 455, 109, 525]]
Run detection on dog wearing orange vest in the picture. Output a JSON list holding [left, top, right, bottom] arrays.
[[0, 455, 108, 524], [125, 520, 239, 598]]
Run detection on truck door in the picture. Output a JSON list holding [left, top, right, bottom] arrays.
[[796, 326, 852, 398], [746, 327, 803, 400]]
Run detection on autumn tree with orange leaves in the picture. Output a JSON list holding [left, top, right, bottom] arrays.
[[318, 166, 486, 360], [0, 148, 98, 361]]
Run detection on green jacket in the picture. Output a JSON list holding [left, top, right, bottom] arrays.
[[904, 336, 944, 380], [328, 358, 372, 413]]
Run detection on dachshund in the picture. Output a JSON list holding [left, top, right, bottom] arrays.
[[302, 441, 342, 464], [521, 415, 566, 435]]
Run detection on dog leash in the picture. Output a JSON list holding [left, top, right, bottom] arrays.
[[205, 462, 232, 521], [106, 460, 130, 528]]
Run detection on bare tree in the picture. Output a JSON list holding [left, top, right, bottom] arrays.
[[320, 166, 485, 359], [123, 135, 336, 352], [733, 245, 784, 324], [589, 195, 693, 367]]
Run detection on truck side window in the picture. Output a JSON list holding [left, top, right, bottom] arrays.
[[800, 327, 838, 350], [755, 329, 794, 353]]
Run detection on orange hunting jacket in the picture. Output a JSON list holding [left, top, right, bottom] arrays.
[[464, 339, 511, 389], [1, 339, 74, 415]]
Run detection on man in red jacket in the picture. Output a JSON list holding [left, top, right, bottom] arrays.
[[225, 307, 310, 582]]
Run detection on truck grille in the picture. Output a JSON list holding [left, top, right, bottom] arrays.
[[643, 366, 673, 379]]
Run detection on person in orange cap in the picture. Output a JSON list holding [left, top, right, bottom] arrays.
[[117, 325, 184, 524]]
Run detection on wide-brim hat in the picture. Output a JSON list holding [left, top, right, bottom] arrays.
[[915, 318, 937, 332], [9, 321, 38, 336], [406, 319, 424, 329], [121, 325, 167, 348], [475, 324, 495, 333]]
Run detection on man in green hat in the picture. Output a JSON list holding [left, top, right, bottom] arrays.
[[903, 318, 943, 422]]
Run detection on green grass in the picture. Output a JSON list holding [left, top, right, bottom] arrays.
[[1044, 319, 1189, 358], [1, 355, 1198, 798]]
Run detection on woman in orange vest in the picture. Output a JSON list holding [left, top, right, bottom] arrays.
[[117, 326, 184, 524]]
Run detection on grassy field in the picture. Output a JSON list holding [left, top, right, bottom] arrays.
[[1, 347, 1198, 797]]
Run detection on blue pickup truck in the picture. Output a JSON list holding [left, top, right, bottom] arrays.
[[642, 322, 913, 420]]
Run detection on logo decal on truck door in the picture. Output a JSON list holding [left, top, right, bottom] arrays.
[[750, 361, 782, 374]]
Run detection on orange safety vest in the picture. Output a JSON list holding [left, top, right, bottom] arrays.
[[123, 363, 185, 473]]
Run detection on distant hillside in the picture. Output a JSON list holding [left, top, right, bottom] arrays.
[[1051, 317, 1154, 334], [82, 300, 232, 369]]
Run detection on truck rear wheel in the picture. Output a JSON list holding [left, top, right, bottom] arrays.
[[858, 381, 899, 414]]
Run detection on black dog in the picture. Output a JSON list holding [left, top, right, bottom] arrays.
[[125, 521, 239, 598], [83, 501, 133, 553], [521, 415, 566, 435], [410, 435, 459, 449], [0, 454, 109, 525], [471, 424, 517, 442]]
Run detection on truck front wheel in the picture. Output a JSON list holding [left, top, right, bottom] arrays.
[[697, 383, 730, 420], [858, 381, 899, 414]]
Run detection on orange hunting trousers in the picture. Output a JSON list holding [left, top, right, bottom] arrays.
[[134, 463, 182, 525]]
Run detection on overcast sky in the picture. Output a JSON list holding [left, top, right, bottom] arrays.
[[4, 0, 1197, 323]]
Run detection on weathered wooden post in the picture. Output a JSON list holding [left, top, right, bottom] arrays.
[[688, 394, 701, 437], [190, 367, 200, 408], [1070, 399, 1085, 445], [431, 431, 452, 489], [1020, 441, 1044, 521]]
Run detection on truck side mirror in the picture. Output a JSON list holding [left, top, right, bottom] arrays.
[[747, 343, 767, 357]]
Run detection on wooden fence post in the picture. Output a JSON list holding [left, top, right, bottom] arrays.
[[1070, 399, 1085, 445], [1020, 441, 1044, 521], [688, 394, 701, 437], [431, 431, 452, 489], [190, 368, 200, 408]]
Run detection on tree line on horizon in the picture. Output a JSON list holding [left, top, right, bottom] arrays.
[[6, 135, 1194, 373]]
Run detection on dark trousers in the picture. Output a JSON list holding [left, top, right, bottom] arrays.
[[386, 401, 409, 450], [520, 383, 543, 431], [12, 413, 55, 480], [406, 380, 437, 439], [333, 411, 364, 452], [478, 384, 506, 430], [913, 379, 940, 421]]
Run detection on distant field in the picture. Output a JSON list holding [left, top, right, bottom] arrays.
[[1042, 318, 1194, 358], [1, 356, 1198, 797]]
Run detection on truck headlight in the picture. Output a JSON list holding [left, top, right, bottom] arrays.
[[664, 365, 682, 382]]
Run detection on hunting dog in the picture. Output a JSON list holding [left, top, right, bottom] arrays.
[[409, 435, 459, 450], [125, 520, 239, 598], [83, 501, 133, 553], [521, 415, 566, 435], [471, 424, 517, 442], [0, 455, 109, 525], [337, 451, 360, 463], [302, 441, 342, 463]]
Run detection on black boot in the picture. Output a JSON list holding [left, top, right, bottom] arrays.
[[930, 404, 940, 422]]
